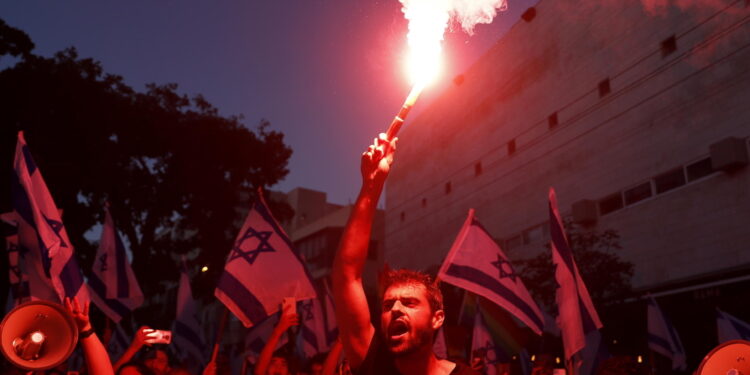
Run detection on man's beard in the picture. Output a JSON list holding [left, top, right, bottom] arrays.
[[384, 326, 434, 357]]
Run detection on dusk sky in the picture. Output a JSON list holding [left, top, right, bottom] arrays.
[[1, 0, 536, 205]]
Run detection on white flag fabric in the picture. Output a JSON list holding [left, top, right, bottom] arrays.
[[173, 259, 206, 365], [647, 295, 686, 371], [1, 212, 30, 306], [471, 308, 498, 375], [89, 206, 144, 322], [323, 280, 339, 346], [716, 309, 750, 343], [244, 313, 288, 358], [438, 209, 544, 335], [549, 188, 602, 362], [107, 324, 131, 363], [215, 191, 316, 327], [433, 327, 448, 359], [11, 132, 88, 304], [298, 297, 329, 358]]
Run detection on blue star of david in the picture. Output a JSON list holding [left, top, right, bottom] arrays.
[[99, 253, 109, 272], [491, 255, 518, 282], [42, 213, 68, 248], [301, 301, 315, 321], [229, 227, 275, 265]]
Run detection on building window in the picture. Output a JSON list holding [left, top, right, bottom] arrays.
[[598, 78, 611, 97], [654, 168, 686, 194], [686, 157, 714, 182], [475, 162, 483, 176], [598, 192, 624, 215], [548, 112, 559, 130], [445, 181, 452, 194], [508, 139, 517, 155], [661, 35, 677, 57], [400, 211, 405, 222], [624, 182, 652, 206], [421, 198, 427, 208]]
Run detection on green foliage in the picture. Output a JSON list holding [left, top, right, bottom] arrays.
[[518, 220, 634, 311], [0, 20, 294, 323]]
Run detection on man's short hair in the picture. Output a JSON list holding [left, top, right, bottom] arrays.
[[378, 268, 443, 312]]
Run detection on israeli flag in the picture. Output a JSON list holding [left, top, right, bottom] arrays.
[[717, 309, 750, 343], [471, 308, 499, 375], [1, 212, 30, 307], [244, 312, 288, 359], [549, 188, 602, 363], [107, 324, 131, 362], [438, 209, 544, 335], [215, 190, 316, 327], [647, 295, 686, 371], [89, 205, 144, 322], [298, 297, 329, 358], [12, 132, 88, 304], [173, 258, 206, 365], [323, 279, 339, 346]]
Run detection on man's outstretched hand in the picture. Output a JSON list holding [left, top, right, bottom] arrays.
[[64, 297, 92, 333], [361, 133, 397, 191]]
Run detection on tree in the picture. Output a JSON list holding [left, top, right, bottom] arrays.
[[518, 220, 634, 311], [0, 20, 294, 324]]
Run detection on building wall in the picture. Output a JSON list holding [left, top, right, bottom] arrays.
[[385, 0, 750, 290]]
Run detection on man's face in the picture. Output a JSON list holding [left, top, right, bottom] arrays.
[[267, 356, 289, 375], [380, 283, 443, 356]]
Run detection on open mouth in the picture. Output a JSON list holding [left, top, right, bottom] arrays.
[[388, 320, 409, 340]]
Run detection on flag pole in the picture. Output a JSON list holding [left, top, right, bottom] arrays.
[[210, 307, 230, 363]]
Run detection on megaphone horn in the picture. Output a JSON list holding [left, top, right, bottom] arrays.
[[697, 340, 750, 375], [0, 301, 79, 371]]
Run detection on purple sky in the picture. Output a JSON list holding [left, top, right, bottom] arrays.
[[1, 0, 536, 205]]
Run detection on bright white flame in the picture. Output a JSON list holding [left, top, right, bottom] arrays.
[[201, 266, 209, 273], [400, 0, 508, 86], [30, 332, 44, 343], [637, 355, 643, 364]]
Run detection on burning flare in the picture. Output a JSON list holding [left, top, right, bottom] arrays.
[[386, 0, 509, 140]]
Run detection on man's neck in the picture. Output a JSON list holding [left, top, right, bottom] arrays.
[[393, 346, 455, 375]]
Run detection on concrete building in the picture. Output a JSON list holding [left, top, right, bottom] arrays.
[[384, 0, 750, 364], [275, 187, 384, 290]]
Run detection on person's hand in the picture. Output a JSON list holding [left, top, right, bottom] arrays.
[[361, 133, 397, 190], [131, 326, 153, 349], [64, 297, 92, 333], [277, 306, 299, 332]]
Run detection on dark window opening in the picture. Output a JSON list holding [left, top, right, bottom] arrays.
[[445, 181, 452, 194], [508, 139, 517, 155], [598, 78, 611, 97], [654, 168, 686, 194], [599, 192, 624, 215], [624, 182, 652, 205], [400, 211, 405, 222], [548, 112, 559, 130], [475, 162, 483, 176], [661, 35, 677, 57], [421, 198, 427, 208], [686, 157, 714, 182]]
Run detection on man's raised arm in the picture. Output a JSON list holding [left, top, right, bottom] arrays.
[[332, 134, 396, 368]]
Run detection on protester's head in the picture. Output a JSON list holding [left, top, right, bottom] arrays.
[[143, 348, 170, 375], [267, 350, 292, 375], [378, 268, 444, 356], [306, 353, 326, 375]]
